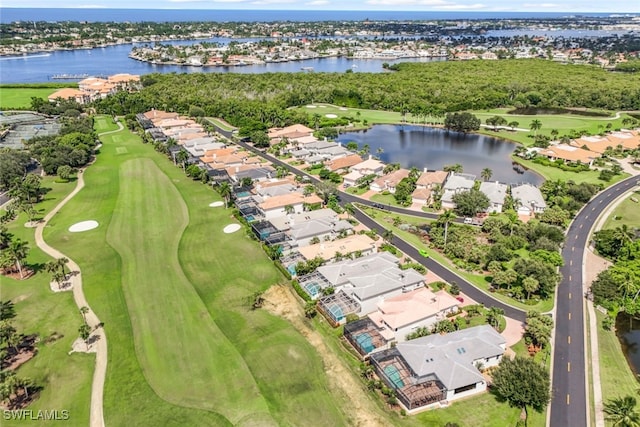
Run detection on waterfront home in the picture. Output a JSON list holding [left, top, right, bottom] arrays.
[[287, 214, 353, 247], [268, 124, 314, 140], [370, 169, 411, 193], [416, 170, 449, 190], [48, 88, 88, 104], [350, 157, 386, 176], [344, 287, 461, 355], [441, 173, 476, 209], [342, 170, 364, 188], [573, 131, 640, 153], [298, 234, 376, 263], [479, 181, 508, 213], [537, 144, 597, 166], [511, 183, 547, 216], [411, 188, 433, 206], [370, 325, 506, 412]]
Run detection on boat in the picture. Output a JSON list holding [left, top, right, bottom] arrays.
[[50, 73, 89, 80], [301, 66, 314, 71]]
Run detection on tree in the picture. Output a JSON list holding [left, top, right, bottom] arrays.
[[524, 311, 553, 350], [0, 300, 16, 321], [78, 323, 91, 351], [56, 257, 69, 276], [438, 209, 456, 249], [217, 181, 231, 208], [452, 189, 490, 217], [492, 356, 551, 424], [5, 238, 29, 278], [443, 163, 463, 173], [481, 168, 493, 181], [529, 119, 542, 137], [344, 202, 355, 220], [486, 307, 504, 329], [604, 396, 640, 427], [175, 149, 189, 169], [444, 112, 481, 133], [80, 306, 89, 323], [57, 165, 73, 181], [52, 270, 66, 290], [522, 276, 540, 300]]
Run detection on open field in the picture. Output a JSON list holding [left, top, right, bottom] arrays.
[[2, 177, 94, 427], [0, 88, 58, 110], [40, 118, 351, 426], [602, 190, 640, 230]]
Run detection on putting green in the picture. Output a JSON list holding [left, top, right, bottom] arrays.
[[106, 158, 274, 425]]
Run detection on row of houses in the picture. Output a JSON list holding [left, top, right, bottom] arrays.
[[528, 129, 640, 166], [48, 73, 140, 104]]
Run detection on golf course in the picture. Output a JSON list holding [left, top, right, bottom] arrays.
[[3, 116, 353, 426]]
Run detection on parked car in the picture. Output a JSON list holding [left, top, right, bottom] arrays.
[[463, 217, 473, 224], [419, 249, 429, 258]]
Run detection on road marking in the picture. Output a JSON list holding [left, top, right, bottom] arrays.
[[572, 247, 575, 252], [569, 292, 572, 299], [568, 312, 571, 320], [592, 207, 596, 211], [568, 336, 571, 344], [567, 394, 571, 405], [575, 235, 578, 240], [568, 362, 571, 372], [570, 260, 573, 266], [579, 224, 583, 229], [569, 275, 572, 281], [599, 200, 603, 204]]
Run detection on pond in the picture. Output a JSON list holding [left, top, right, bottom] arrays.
[[617, 314, 640, 376], [337, 124, 543, 185]]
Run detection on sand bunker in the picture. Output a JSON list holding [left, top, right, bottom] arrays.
[[306, 105, 317, 108], [69, 220, 99, 233], [223, 224, 241, 234], [325, 114, 338, 118], [339, 107, 348, 111], [209, 201, 225, 207]]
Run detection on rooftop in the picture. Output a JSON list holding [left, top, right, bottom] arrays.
[[298, 234, 376, 261]]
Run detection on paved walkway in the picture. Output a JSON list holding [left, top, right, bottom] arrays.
[[32, 121, 122, 427]]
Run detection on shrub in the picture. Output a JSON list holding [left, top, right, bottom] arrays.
[[291, 280, 312, 302], [273, 261, 292, 280]]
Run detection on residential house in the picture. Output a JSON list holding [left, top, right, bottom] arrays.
[[48, 88, 87, 104], [257, 192, 322, 220], [228, 165, 276, 184], [370, 169, 411, 193], [537, 144, 597, 166], [370, 325, 506, 412], [325, 154, 364, 173], [479, 181, 508, 213], [298, 234, 377, 264], [441, 173, 476, 209], [511, 183, 547, 216], [351, 157, 386, 176], [344, 287, 460, 355]]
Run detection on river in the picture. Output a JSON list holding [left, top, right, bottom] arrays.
[[337, 124, 543, 185]]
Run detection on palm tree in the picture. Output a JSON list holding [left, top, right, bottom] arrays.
[[382, 229, 394, 243], [52, 271, 66, 290], [80, 306, 89, 323], [438, 209, 456, 249], [56, 257, 69, 276], [217, 181, 231, 208], [481, 168, 493, 181], [344, 203, 355, 220], [604, 396, 640, 427], [78, 323, 92, 351], [175, 149, 189, 169], [530, 119, 542, 137], [487, 307, 505, 329], [6, 238, 29, 278]]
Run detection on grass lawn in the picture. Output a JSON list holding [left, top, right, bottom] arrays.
[[602, 191, 640, 230], [370, 193, 406, 208], [513, 157, 630, 187], [298, 103, 443, 126], [40, 119, 350, 426], [345, 186, 369, 195], [205, 117, 237, 132], [471, 108, 634, 147], [359, 206, 554, 312], [2, 177, 94, 427], [595, 312, 639, 403], [93, 115, 120, 134], [0, 88, 59, 110]]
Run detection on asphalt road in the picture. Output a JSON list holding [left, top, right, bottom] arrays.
[[549, 175, 639, 427], [234, 139, 526, 322]]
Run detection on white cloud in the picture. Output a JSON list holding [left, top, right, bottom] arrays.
[[366, 0, 485, 9], [251, 0, 296, 4], [523, 2, 564, 7], [71, 4, 108, 7], [306, 0, 329, 5]]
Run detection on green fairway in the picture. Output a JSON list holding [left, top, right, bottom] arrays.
[[298, 103, 443, 126], [472, 108, 632, 147], [0, 88, 58, 110], [603, 190, 640, 230], [2, 178, 94, 427], [40, 117, 350, 426]]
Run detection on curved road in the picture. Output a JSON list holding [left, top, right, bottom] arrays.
[[233, 139, 526, 322], [549, 175, 639, 427]]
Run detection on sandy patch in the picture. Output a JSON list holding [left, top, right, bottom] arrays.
[[319, 105, 327, 108], [209, 201, 225, 207], [69, 334, 100, 354], [339, 107, 348, 111], [69, 220, 99, 232], [24, 221, 39, 228], [223, 223, 241, 234], [306, 105, 317, 109], [263, 284, 387, 427], [325, 114, 338, 118], [50, 275, 73, 293]]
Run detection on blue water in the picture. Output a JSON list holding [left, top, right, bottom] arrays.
[[0, 9, 619, 24], [338, 125, 543, 185]]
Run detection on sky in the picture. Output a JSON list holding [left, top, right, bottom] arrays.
[[1, 0, 638, 12]]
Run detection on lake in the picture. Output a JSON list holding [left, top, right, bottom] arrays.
[[337, 124, 543, 185]]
